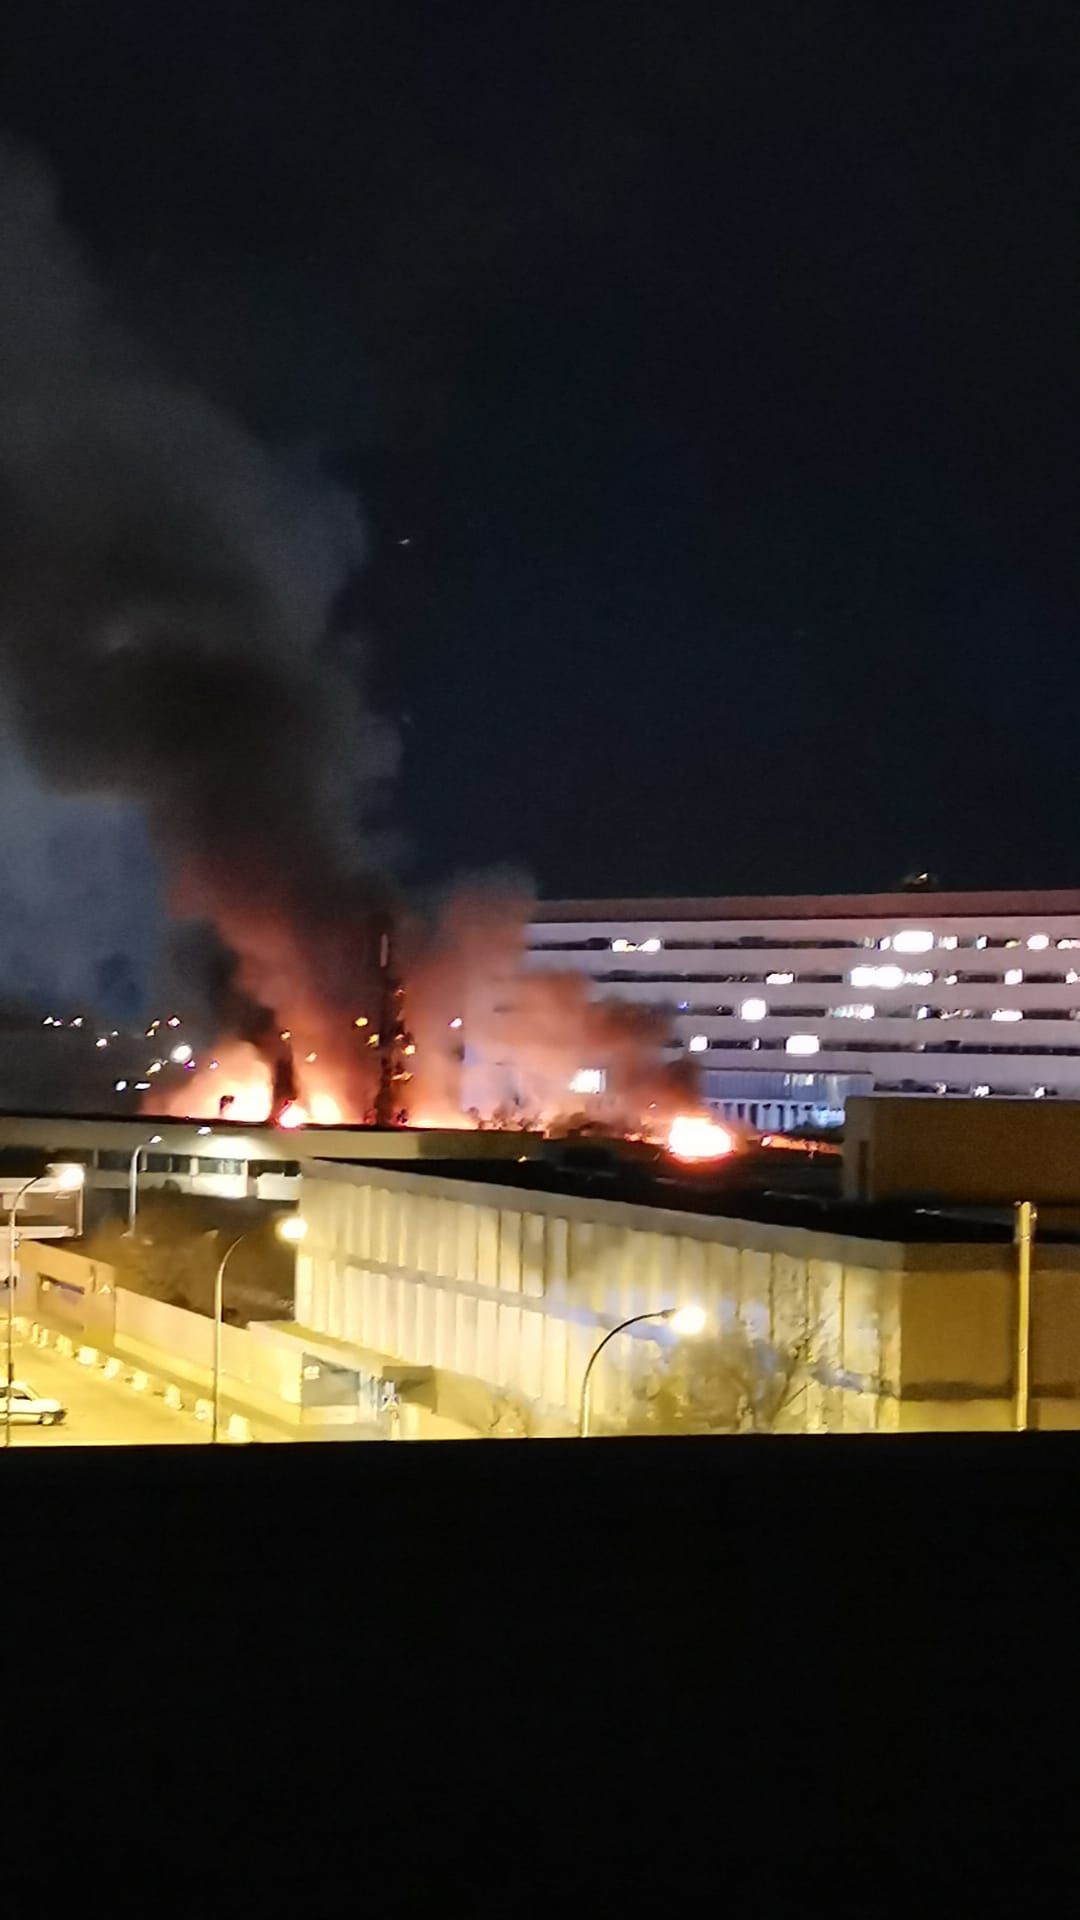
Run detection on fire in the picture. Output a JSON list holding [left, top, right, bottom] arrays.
[[277, 1100, 307, 1129], [666, 1114, 735, 1162]]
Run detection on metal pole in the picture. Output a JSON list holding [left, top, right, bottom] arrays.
[[1014, 1200, 1036, 1433], [128, 1145, 143, 1235], [6, 1176, 40, 1451], [212, 1233, 247, 1445], [579, 1309, 670, 1437]]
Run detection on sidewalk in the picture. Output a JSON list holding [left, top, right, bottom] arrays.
[[24, 1304, 382, 1444]]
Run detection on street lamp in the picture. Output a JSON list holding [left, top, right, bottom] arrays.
[[6, 1162, 85, 1449], [578, 1302, 706, 1438], [127, 1136, 163, 1234], [211, 1213, 308, 1443]]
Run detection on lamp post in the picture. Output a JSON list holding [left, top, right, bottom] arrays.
[[211, 1213, 307, 1443], [6, 1162, 85, 1450], [127, 1136, 163, 1234], [579, 1302, 706, 1438]]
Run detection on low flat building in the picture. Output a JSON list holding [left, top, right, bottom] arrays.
[[525, 888, 1080, 1127]]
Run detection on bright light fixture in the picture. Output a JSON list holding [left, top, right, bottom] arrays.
[[991, 1009, 1022, 1022], [1027, 934, 1050, 950], [667, 1304, 707, 1337], [893, 929, 934, 953], [1004, 968, 1023, 986], [639, 937, 662, 953], [114, 1079, 128, 1093], [275, 1215, 308, 1244], [740, 998, 767, 1021], [688, 1034, 708, 1053], [170, 1043, 193, 1064], [766, 971, 794, 985], [850, 964, 904, 990], [46, 1162, 85, 1191]]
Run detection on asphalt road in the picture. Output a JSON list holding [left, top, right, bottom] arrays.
[[2, 1333, 202, 1446]]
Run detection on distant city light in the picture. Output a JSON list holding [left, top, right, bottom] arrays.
[[688, 1034, 708, 1053], [1027, 933, 1050, 950], [740, 998, 767, 1022], [893, 929, 934, 954], [973, 1084, 990, 1097], [938, 935, 958, 950], [70, 1016, 83, 1028], [449, 1017, 463, 1029], [1004, 968, 1023, 986], [170, 1043, 193, 1064], [167, 1015, 181, 1028], [134, 1081, 151, 1092], [208, 1059, 220, 1070], [95, 1036, 108, 1049], [765, 972, 794, 986], [305, 1050, 318, 1063], [114, 1079, 128, 1093], [992, 1009, 1023, 1022], [851, 964, 904, 990], [354, 1016, 369, 1029], [639, 937, 662, 953]]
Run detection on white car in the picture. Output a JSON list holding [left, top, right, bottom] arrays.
[[0, 1381, 67, 1427]]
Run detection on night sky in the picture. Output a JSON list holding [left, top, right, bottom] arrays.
[[4, 1, 1080, 902]]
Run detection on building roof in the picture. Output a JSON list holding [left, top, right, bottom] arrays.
[[532, 889, 1080, 923]]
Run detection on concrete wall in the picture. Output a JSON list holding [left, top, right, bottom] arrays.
[[295, 1162, 905, 1434], [845, 1095, 1080, 1205]]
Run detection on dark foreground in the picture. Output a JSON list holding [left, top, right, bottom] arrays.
[[10, 1437, 1078, 1877]]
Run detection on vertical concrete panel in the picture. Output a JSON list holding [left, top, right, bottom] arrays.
[[542, 1312, 568, 1413], [676, 1237, 707, 1314], [456, 1204, 478, 1284], [568, 1220, 597, 1306], [497, 1302, 520, 1387], [476, 1297, 498, 1377], [808, 1258, 845, 1433], [456, 1292, 478, 1376], [772, 1252, 808, 1352], [478, 1208, 499, 1291], [353, 1181, 371, 1257], [418, 1195, 439, 1276], [435, 1286, 456, 1369], [398, 1277, 417, 1357], [436, 1199, 457, 1279], [841, 1266, 882, 1432], [414, 1282, 438, 1364], [398, 1190, 419, 1272], [522, 1213, 545, 1297], [499, 1211, 522, 1292], [705, 1240, 740, 1330], [295, 1252, 313, 1325], [546, 1215, 569, 1294], [518, 1310, 544, 1401], [738, 1248, 772, 1340]]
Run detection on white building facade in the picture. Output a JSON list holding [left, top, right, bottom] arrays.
[[525, 889, 1080, 1131]]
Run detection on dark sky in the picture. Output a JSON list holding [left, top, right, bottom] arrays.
[[4, 0, 1080, 899]]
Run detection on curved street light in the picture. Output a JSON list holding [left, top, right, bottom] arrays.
[[127, 1136, 164, 1235], [211, 1213, 307, 1443], [578, 1302, 706, 1438], [6, 1162, 85, 1450]]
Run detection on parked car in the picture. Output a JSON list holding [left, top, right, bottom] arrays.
[[0, 1382, 67, 1426]]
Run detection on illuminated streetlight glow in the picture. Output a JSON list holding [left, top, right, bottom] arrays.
[[579, 1302, 707, 1436], [275, 1215, 308, 1245]]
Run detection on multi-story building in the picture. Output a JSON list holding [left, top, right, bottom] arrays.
[[525, 890, 1080, 1131]]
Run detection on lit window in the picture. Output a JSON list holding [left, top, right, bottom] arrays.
[[611, 938, 633, 953], [1004, 968, 1023, 986], [569, 1068, 606, 1095], [973, 1084, 990, 1097], [639, 937, 662, 953], [1068, 971, 1080, 987], [944, 973, 958, 986], [1058, 939, 1080, 950], [740, 998, 767, 1021], [1027, 934, 1050, 951], [1033, 1086, 1047, 1099], [975, 936, 988, 949], [688, 1034, 708, 1053], [915, 1006, 930, 1020], [114, 1079, 128, 1093], [938, 935, 958, 950], [786, 1034, 820, 1056], [833, 1004, 874, 1020], [992, 1009, 1022, 1022], [893, 929, 934, 954], [850, 964, 904, 990], [878, 937, 893, 951], [905, 971, 934, 987], [765, 971, 794, 986]]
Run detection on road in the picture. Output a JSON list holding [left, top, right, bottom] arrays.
[[2, 1333, 202, 1446]]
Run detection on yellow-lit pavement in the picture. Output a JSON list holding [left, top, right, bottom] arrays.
[[2, 1331, 206, 1446]]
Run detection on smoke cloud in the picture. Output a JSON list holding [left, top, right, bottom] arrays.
[[0, 144, 396, 1106]]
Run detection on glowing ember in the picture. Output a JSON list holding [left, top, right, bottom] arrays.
[[277, 1101, 307, 1129], [666, 1114, 735, 1161]]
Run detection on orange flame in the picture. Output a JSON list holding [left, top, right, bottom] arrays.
[[666, 1114, 735, 1161]]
